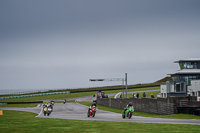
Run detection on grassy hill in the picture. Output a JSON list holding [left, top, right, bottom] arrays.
[[153, 76, 172, 84]]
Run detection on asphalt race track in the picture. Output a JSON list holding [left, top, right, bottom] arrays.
[[1, 102, 200, 125]]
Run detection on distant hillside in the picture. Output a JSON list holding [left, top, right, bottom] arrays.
[[1, 77, 170, 96], [154, 76, 172, 84]]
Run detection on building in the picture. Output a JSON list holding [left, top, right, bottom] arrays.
[[169, 58, 200, 85], [188, 80, 200, 101], [160, 58, 200, 100]]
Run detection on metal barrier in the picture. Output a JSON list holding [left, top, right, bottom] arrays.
[[0, 91, 70, 100]]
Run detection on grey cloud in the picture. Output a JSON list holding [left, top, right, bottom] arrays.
[[0, 0, 200, 90]]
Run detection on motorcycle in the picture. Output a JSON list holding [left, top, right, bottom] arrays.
[[47, 106, 53, 116], [87, 105, 96, 117], [122, 106, 134, 119], [43, 106, 48, 116]]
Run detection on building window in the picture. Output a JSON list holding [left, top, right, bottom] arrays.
[[175, 83, 181, 92], [181, 83, 185, 91], [171, 75, 198, 85], [182, 62, 198, 69], [172, 76, 179, 81]]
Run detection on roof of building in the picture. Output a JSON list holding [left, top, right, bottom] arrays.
[[168, 69, 200, 75], [174, 58, 200, 63]]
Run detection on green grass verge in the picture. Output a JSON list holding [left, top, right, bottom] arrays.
[[0, 103, 39, 108], [78, 102, 200, 120], [0, 110, 200, 133], [0, 100, 76, 108]]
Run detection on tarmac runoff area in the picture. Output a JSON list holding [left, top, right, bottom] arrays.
[[1, 89, 200, 125]]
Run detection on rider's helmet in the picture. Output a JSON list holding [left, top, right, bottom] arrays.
[[129, 102, 132, 106]]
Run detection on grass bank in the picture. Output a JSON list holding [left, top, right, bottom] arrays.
[[0, 86, 159, 103], [0, 110, 200, 133], [0, 100, 76, 108]]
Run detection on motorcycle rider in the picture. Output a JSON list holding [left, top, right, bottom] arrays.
[[47, 102, 53, 109], [42, 102, 48, 108], [63, 99, 66, 104], [124, 102, 133, 112], [88, 101, 97, 113]]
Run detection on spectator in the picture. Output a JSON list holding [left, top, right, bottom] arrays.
[[102, 93, 105, 98], [133, 93, 136, 98], [185, 99, 188, 103], [151, 94, 155, 98], [187, 94, 191, 101], [143, 92, 146, 97], [136, 92, 139, 98]]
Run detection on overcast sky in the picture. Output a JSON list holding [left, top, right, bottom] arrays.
[[0, 0, 200, 91]]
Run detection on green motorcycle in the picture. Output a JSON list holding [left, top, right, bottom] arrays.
[[122, 106, 134, 119]]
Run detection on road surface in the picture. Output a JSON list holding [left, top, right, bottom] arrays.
[[1, 102, 200, 125]]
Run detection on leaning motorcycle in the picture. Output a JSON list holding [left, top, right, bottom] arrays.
[[47, 105, 53, 116], [122, 106, 134, 119], [87, 106, 96, 117], [43, 106, 47, 116]]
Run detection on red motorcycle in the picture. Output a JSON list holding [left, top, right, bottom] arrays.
[[87, 106, 96, 117]]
